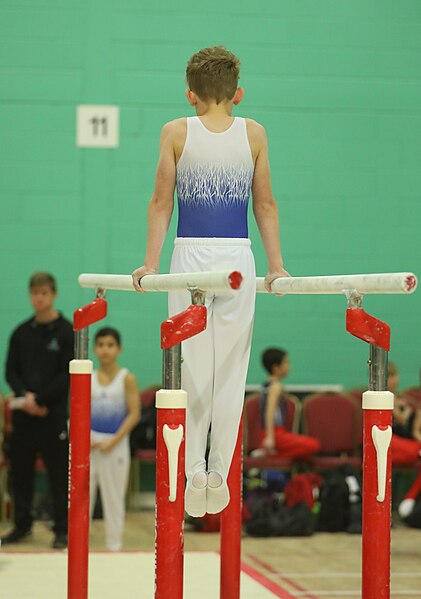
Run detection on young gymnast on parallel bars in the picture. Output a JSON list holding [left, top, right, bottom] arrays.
[[132, 46, 289, 517]]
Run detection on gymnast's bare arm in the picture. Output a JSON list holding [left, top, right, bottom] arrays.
[[247, 119, 290, 292], [262, 381, 282, 452], [132, 119, 186, 292]]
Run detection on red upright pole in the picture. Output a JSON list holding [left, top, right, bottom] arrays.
[[155, 303, 207, 599], [220, 420, 243, 599], [155, 394, 186, 599], [68, 298, 107, 599], [68, 366, 92, 599], [362, 395, 393, 599], [346, 306, 392, 599]]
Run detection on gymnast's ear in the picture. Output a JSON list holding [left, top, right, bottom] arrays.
[[185, 89, 197, 106], [233, 88, 244, 106]]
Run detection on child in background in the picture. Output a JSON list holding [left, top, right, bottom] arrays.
[[90, 327, 140, 551], [390, 361, 421, 465], [260, 348, 320, 459]]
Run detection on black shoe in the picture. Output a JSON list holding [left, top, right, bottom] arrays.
[[52, 532, 67, 549], [0, 528, 32, 545]]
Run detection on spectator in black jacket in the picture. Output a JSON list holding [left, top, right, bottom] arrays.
[[1, 272, 73, 549]]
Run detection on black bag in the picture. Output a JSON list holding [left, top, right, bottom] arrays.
[[129, 404, 157, 453], [245, 496, 314, 537], [271, 502, 314, 537], [317, 465, 362, 533]]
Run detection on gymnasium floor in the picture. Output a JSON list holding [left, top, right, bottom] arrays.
[[1, 510, 420, 599]]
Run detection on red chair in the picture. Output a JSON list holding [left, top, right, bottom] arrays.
[[401, 388, 421, 407], [128, 385, 160, 508], [140, 385, 159, 409], [284, 393, 301, 434], [347, 388, 364, 403], [345, 391, 363, 452], [135, 385, 160, 461], [302, 393, 362, 469], [244, 394, 261, 454]]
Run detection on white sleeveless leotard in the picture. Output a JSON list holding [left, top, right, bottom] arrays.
[[176, 116, 254, 238], [91, 368, 128, 435]]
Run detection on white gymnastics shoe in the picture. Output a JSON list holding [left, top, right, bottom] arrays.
[[185, 471, 208, 518], [206, 471, 230, 514]]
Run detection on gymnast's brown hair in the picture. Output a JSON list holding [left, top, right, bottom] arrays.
[[186, 46, 241, 104]]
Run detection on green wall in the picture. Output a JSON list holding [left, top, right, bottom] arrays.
[[1, 0, 420, 392]]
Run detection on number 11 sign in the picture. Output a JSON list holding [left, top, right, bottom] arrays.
[[76, 105, 119, 148]]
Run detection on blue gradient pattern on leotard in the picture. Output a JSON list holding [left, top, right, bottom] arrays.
[[176, 163, 253, 237], [91, 396, 127, 434]]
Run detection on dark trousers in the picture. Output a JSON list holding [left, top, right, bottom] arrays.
[[10, 415, 69, 534]]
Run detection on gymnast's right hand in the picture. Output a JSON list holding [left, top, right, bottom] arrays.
[[131, 265, 158, 293]]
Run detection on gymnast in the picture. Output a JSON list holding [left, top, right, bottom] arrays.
[[132, 46, 289, 517]]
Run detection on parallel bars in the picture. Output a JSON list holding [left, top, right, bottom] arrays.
[[68, 270, 417, 599]]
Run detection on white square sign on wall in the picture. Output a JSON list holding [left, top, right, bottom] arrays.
[[76, 105, 119, 148]]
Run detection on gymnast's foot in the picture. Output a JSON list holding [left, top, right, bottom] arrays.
[[206, 471, 230, 514], [185, 471, 208, 518]]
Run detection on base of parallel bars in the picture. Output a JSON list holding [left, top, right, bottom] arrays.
[[220, 422, 243, 599], [362, 345, 393, 599], [155, 342, 185, 599], [67, 367, 92, 599]]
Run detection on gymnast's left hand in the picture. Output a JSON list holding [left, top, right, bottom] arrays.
[[265, 267, 291, 295], [131, 265, 158, 293]]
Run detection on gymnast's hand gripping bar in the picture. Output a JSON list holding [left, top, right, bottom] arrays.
[[79, 271, 417, 295]]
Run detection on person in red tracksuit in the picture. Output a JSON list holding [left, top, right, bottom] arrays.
[[390, 361, 421, 465], [259, 348, 320, 459]]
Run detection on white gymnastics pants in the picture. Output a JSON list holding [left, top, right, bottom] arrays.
[[168, 237, 256, 483], [90, 433, 130, 551]]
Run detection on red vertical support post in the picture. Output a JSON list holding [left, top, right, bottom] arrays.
[[362, 346, 393, 599], [155, 303, 207, 599], [155, 380, 186, 599], [68, 360, 92, 599], [220, 420, 243, 599], [346, 305, 392, 599], [68, 298, 107, 599]]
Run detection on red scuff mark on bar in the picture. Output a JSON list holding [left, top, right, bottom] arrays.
[[74, 298, 107, 330], [161, 304, 207, 349], [229, 270, 243, 290], [346, 308, 390, 351], [405, 275, 417, 293]]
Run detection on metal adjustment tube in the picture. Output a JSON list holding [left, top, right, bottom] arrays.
[[369, 345, 388, 392], [74, 328, 89, 360], [163, 345, 182, 390]]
